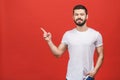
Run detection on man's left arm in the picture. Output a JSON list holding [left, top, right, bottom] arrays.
[[87, 45, 104, 77]]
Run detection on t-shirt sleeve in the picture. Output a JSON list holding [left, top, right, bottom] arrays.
[[95, 32, 103, 47], [61, 32, 68, 45]]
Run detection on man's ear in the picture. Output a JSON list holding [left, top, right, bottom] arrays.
[[86, 15, 88, 19], [72, 16, 75, 21]]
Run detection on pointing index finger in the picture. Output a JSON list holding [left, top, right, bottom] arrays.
[[40, 27, 47, 33]]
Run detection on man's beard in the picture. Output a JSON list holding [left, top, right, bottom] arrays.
[[74, 18, 87, 27]]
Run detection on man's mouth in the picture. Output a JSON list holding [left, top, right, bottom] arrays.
[[76, 19, 83, 23], [76, 18, 83, 22]]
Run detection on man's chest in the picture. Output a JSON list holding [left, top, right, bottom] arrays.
[[67, 33, 96, 47]]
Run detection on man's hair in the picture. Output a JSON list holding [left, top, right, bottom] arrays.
[[73, 4, 88, 15]]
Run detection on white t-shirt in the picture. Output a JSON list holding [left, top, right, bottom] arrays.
[[61, 28, 103, 80]]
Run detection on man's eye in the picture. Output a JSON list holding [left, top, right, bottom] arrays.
[[75, 14, 78, 16], [80, 14, 85, 16]]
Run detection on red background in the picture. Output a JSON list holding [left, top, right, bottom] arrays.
[[0, 0, 120, 80]]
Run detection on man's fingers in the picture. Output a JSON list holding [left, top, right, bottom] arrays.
[[85, 72, 90, 76], [40, 27, 47, 34]]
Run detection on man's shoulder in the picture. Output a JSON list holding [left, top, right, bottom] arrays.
[[88, 27, 102, 37], [89, 27, 100, 34]]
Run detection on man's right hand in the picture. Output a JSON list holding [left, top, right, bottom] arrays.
[[40, 27, 52, 42], [40, 27, 67, 57]]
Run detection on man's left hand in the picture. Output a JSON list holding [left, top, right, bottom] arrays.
[[86, 70, 97, 78]]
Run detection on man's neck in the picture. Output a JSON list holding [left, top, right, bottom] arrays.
[[76, 24, 88, 32]]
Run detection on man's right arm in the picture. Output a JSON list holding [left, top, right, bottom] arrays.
[[47, 40, 67, 57], [41, 28, 67, 58]]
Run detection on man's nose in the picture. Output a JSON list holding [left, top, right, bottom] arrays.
[[77, 14, 81, 18]]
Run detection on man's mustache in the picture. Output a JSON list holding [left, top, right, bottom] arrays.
[[76, 18, 83, 21]]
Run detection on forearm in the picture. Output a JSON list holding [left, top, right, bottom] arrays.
[[86, 52, 104, 77], [94, 53, 104, 73], [47, 40, 63, 57]]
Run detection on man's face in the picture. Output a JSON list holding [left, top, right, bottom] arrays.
[[73, 9, 88, 27]]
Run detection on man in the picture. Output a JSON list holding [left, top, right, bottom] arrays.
[[41, 4, 104, 80]]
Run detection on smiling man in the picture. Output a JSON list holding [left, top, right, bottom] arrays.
[[41, 4, 104, 80]]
